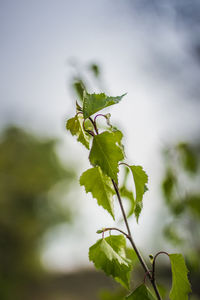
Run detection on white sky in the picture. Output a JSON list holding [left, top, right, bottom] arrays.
[[1, 0, 200, 272]]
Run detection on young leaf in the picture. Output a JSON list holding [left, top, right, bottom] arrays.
[[89, 63, 100, 78], [169, 254, 191, 300], [126, 284, 156, 299], [72, 79, 86, 102], [80, 166, 115, 219], [83, 92, 126, 119], [113, 129, 125, 156], [129, 165, 148, 221], [89, 131, 124, 183], [76, 101, 83, 113], [66, 114, 90, 149], [89, 235, 132, 289]]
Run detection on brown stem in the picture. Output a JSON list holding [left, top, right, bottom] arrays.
[[94, 113, 107, 123], [111, 179, 162, 300], [119, 162, 130, 168], [144, 270, 153, 284], [76, 111, 83, 116], [83, 119, 95, 136], [102, 227, 130, 239], [88, 116, 162, 299], [152, 251, 169, 282], [151, 281, 162, 300], [89, 117, 99, 135]]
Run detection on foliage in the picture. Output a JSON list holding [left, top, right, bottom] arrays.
[[161, 141, 200, 297], [169, 254, 191, 300], [126, 284, 156, 300], [0, 126, 75, 300], [89, 235, 132, 289], [66, 114, 90, 149], [99, 288, 128, 300], [89, 131, 124, 183], [83, 92, 126, 119], [66, 88, 192, 300], [128, 165, 148, 221], [162, 143, 200, 219], [80, 167, 115, 219]]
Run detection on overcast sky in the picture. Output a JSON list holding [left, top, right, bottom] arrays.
[[1, 0, 200, 271]]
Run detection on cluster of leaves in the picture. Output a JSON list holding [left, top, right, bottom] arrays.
[[67, 92, 147, 223], [66, 89, 191, 299]]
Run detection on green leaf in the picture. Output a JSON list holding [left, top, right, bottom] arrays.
[[72, 79, 86, 102], [169, 253, 191, 300], [120, 186, 135, 218], [89, 235, 132, 289], [163, 224, 184, 245], [186, 194, 200, 218], [125, 248, 138, 266], [76, 101, 83, 113], [129, 166, 148, 221], [126, 284, 156, 299], [83, 92, 126, 119], [80, 167, 115, 219], [99, 288, 127, 300], [157, 283, 168, 300], [113, 129, 125, 156], [66, 114, 90, 149], [89, 63, 100, 77], [177, 143, 198, 174], [89, 131, 124, 183], [162, 168, 176, 204]]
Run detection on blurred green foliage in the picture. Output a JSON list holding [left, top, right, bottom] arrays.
[[70, 61, 104, 104], [90, 63, 100, 78], [0, 126, 75, 299], [99, 288, 128, 300], [73, 79, 87, 102], [161, 140, 200, 297]]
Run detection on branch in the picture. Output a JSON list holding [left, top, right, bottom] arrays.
[[89, 117, 99, 135], [152, 251, 169, 282], [82, 119, 95, 136], [100, 227, 130, 239], [111, 179, 162, 300]]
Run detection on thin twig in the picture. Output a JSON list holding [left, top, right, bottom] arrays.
[[144, 270, 153, 284], [94, 113, 107, 123], [152, 251, 169, 282], [119, 162, 130, 168], [89, 117, 99, 135], [88, 116, 162, 299], [111, 179, 162, 300], [102, 227, 130, 239], [83, 119, 95, 136], [76, 111, 83, 116]]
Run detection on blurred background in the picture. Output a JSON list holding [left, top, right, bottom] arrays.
[[0, 0, 200, 299]]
